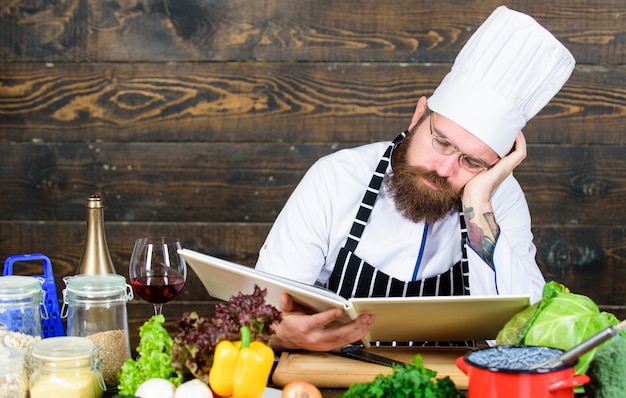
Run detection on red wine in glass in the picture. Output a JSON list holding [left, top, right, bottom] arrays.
[[130, 275, 185, 304], [129, 237, 187, 315]]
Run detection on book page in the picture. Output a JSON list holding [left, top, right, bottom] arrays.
[[351, 295, 529, 343]]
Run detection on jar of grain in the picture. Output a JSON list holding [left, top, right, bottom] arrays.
[[62, 274, 133, 389], [0, 323, 28, 398], [0, 276, 44, 337], [29, 336, 104, 398]]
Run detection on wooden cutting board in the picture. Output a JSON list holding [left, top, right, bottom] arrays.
[[272, 346, 471, 390]]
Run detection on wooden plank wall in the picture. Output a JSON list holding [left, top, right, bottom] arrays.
[[1, 0, 625, 348]]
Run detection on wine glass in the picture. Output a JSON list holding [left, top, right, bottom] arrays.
[[129, 237, 187, 316]]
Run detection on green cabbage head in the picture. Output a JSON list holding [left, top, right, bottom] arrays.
[[496, 281, 621, 374]]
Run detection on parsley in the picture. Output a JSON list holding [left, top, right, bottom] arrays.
[[340, 354, 466, 398]]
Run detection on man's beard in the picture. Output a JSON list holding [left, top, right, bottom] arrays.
[[385, 135, 461, 224]]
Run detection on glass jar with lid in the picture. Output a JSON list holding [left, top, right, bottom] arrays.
[[0, 323, 28, 398], [29, 336, 104, 398], [0, 276, 45, 337], [62, 274, 133, 388]]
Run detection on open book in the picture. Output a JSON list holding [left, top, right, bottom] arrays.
[[179, 248, 530, 348]]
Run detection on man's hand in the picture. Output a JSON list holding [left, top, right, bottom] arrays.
[[463, 131, 527, 203], [461, 131, 527, 266], [269, 293, 374, 351]]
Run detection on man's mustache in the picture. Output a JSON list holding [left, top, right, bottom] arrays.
[[422, 170, 450, 190]]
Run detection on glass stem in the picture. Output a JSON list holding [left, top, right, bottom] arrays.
[[153, 303, 164, 316]]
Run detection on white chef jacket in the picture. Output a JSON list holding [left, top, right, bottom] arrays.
[[256, 140, 545, 303]]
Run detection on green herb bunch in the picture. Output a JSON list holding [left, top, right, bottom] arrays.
[[341, 355, 465, 398]]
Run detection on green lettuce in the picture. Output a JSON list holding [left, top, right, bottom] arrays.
[[496, 281, 621, 374], [117, 315, 183, 395]]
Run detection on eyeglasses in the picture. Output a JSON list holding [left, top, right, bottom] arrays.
[[429, 113, 492, 172]]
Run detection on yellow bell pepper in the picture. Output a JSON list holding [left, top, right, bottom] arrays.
[[208, 325, 274, 398]]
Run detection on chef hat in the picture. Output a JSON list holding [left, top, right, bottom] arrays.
[[428, 6, 575, 157]]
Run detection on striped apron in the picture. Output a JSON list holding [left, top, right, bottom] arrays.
[[326, 131, 473, 346]]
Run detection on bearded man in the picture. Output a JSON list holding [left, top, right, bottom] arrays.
[[255, 6, 575, 352]]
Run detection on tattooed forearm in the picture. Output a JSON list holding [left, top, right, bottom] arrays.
[[463, 207, 501, 269]]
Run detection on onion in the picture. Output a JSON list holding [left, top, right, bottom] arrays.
[[135, 378, 176, 398], [175, 378, 214, 398]]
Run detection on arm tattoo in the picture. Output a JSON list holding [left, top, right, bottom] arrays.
[[463, 207, 501, 269]]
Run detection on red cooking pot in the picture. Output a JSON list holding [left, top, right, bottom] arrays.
[[456, 345, 589, 398]]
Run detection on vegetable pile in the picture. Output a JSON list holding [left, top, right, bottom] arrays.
[[496, 281, 624, 374], [340, 354, 464, 398], [171, 285, 282, 380], [116, 285, 281, 397]]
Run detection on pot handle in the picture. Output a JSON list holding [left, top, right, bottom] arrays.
[[548, 374, 590, 392], [455, 356, 469, 374]]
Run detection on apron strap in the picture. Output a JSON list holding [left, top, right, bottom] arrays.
[[459, 211, 471, 294], [345, 131, 406, 252]]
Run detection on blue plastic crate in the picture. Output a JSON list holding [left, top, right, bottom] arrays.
[[3, 253, 65, 338]]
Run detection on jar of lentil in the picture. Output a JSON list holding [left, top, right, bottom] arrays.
[[62, 274, 133, 389], [29, 336, 104, 398], [0, 276, 45, 337], [0, 323, 28, 398]]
